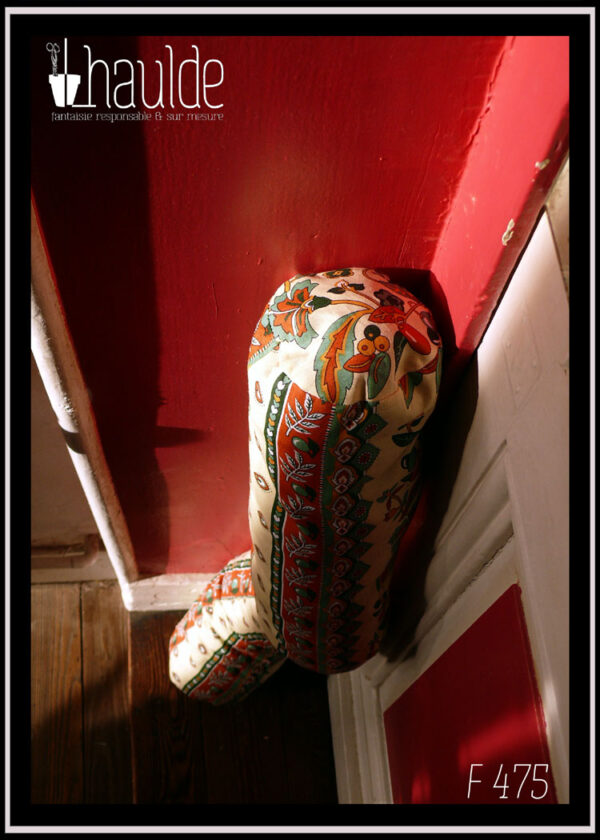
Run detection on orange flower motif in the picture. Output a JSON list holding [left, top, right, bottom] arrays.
[[264, 278, 319, 349]]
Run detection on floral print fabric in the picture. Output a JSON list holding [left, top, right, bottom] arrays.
[[169, 268, 441, 703]]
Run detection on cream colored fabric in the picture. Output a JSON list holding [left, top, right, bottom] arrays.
[[170, 268, 441, 700], [169, 553, 285, 704]]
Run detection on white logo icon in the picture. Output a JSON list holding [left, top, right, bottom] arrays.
[[47, 41, 80, 107]]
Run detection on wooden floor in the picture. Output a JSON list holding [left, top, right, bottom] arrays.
[[31, 581, 339, 805]]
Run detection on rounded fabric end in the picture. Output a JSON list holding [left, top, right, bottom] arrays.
[[247, 268, 442, 674]]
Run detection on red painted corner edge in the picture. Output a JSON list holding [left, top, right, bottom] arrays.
[[430, 35, 569, 394]]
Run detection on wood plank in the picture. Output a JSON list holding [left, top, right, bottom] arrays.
[[128, 610, 208, 804], [275, 663, 339, 804], [200, 663, 290, 804], [81, 581, 132, 803], [202, 660, 338, 804], [129, 611, 338, 804], [31, 583, 84, 804]]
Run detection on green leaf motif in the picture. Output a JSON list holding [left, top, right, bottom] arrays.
[[291, 436, 320, 457], [298, 521, 319, 539], [435, 346, 443, 393], [367, 352, 391, 399], [400, 369, 422, 408], [314, 312, 360, 404], [401, 447, 418, 472], [294, 616, 313, 629], [394, 331, 408, 369], [292, 481, 316, 500], [311, 296, 331, 310], [392, 431, 419, 448], [295, 587, 317, 602]]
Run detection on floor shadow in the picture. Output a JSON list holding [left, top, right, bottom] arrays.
[[197, 659, 339, 805], [30, 36, 170, 573], [31, 656, 133, 805], [30, 654, 338, 808]]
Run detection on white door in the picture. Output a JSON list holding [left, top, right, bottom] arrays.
[[328, 209, 570, 804]]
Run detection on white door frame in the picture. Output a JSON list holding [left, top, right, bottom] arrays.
[[328, 211, 570, 804]]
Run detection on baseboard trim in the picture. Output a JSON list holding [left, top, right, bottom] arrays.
[[327, 668, 392, 805], [121, 573, 213, 612]]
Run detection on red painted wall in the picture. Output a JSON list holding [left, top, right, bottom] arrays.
[[31, 35, 568, 575], [383, 585, 558, 804], [430, 36, 569, 386]]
